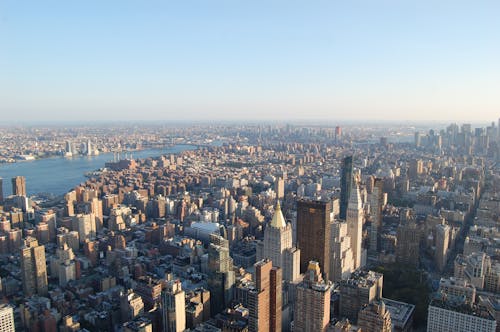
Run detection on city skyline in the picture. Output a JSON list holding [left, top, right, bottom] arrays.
[[1, 1, 499, 122]]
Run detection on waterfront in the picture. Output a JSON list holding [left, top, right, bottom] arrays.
[[0, 145, 197, 196]]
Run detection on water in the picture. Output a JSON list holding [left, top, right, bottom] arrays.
[[0, 145, 197, 196]]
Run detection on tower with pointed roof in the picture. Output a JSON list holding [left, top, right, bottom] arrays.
[[257, 202, 301, 282], [347, 185, 364, 270]]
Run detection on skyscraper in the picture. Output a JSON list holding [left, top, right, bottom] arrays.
[[294, 261, 332, 332], [0, 177, 3, 202], [274, 177, 285, 199], [248, 259, 282, 332], [330, 221, 354, 282], [256, 202, 300, 282], [12, 175, 26, 196], [0, 304, 15, 332], [162, 280, 186, 332], [369, 178, 383, 254], [347, 185, 364, 270], [21, 236, 48, 296], [296, 199, 331, 280], [207, 234, 235, 315], [396, 221, 420, 267], [340, 156, 353, 220]]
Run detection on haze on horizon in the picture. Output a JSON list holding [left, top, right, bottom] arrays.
[[1, 1, 499, 123]]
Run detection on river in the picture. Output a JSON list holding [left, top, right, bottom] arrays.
[[0, 145, 197, 197]]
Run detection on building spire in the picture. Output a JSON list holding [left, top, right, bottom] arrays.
[[270, 200, 287, 228]]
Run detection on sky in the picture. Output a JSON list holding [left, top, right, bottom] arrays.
[[1, 1, 499, 123]]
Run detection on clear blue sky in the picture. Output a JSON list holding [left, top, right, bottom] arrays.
[[1, 1, 499, 123]]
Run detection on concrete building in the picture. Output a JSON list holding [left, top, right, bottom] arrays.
[[339, 270, 383, 322], [162, 280, 186, 332], [357, 300, 392, 332], [396, 221, 420, 267], [294, 261, 332, 332], [382, 298, 415, 332], [207, 234, 235, 315], [256, 202, 300, 282], [330, 221, 354, 283], [369, 178, 384, 254], [427, 296, 496, 332], [438, 277, 476, 305], [0, 304, 15, 332], [21, 237, 48, 296], [11, 176, 26, 196], [435, 222, 451, 272], [248, 259, 282, 332], [347, 185, 364, 270]]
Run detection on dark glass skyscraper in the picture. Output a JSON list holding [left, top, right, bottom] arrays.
[[340, 156, 353, 220], [296, 199, 331, 280]]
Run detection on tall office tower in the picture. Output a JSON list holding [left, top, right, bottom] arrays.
[[86, 140, 92, 156], [21, 236, 48, 296], [427, 296, 496, 332], [11, 176, 26, 196], [296, 199, 331, 280], [162, 280, 186, 332], [256, 202, 300, 282], [330, 221, 354, 282], [347, 185, 363, 270], [340, 156, 353, 220], [408, 159, 424, 179], [335, 126, 342, 141], [396, 221, 420, 267], [369, 178, 383, 254], [275, 178, 285, 199], [339, 270, 383, 322], [0, 304, 15, 332], [207, 234, 235, 315], [0, 177, 3, 202], [414, 132, 421, 148], [73, 213, 96, 244], [357, 301, 392, 332], [435, 222, 451, 272], [248, 259, 282, 332], [294, 261, 332, 332]]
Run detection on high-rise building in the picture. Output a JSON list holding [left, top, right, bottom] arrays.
[[339, 270, 383, 322], [294, 261, 332, 332], [21, 236, 48, 296], [162, 280, 186, 332], [347, 185, 364, 270], [296, 199, 331, 280], [369, 178, 383, 254], [256, 202, 300, 282], [330, 221, 354, 282], [73, 213, 97, 244], [248, 259, 282, 332], [357, 300, 392, 332], [396, 220, 420, 267], [207, 234, 235, 315], [0, 177, 3, 202], [435, 222, 451, 272], [275, 178, 285, 199], [427, 296, 496, 332], [340, 156, 353, 220], [0, 304, 15, 332], [12, 176, 26, 196]]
